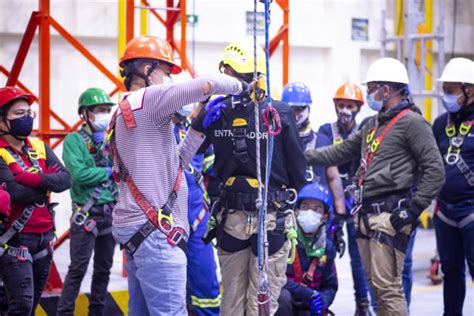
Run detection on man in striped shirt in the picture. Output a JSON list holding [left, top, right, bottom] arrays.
[[111, 36, 244, 315]]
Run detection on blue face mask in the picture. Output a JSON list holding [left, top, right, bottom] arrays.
[[366, 91, 383, 112], [442, 94, 462, 113], [8, 115, 34, 138]]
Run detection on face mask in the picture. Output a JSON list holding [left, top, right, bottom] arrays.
[[297, 210, 323, 234], [337, 108, 357, 126], [442, 93, 463, 113], [366, 91, 383, 112], [162, 75, 174, 85], [295, 107, 310, 129], [8, 115, 34, 138], [90, 113, 111, 132], [177, 104, 196, 117]]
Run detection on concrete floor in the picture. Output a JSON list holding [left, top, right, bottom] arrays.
[[54, 228, 473, 315]]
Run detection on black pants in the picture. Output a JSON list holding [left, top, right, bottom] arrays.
[[275, 288, 311, 316], [57, 215, 115, 316], [0, 230, 54, 316]]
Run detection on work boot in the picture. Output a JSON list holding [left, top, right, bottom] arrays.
[[355, 298, 372, 316]]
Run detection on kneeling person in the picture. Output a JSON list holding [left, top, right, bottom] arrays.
[[277, 183, 338, 316]]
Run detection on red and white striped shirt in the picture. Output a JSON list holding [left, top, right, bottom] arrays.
[[112, 75, 241, 234]]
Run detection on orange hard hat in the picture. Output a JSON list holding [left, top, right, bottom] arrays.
[[120, 36, 182, 74], [333, 83, 364, 105]]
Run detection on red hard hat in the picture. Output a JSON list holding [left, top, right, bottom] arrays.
[[333, 83, 364, 105], [0, 86, 36, 110], [120, 36, 182, 74]]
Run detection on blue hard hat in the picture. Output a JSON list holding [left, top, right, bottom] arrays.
[[296, 182, 333, 214], [281, 82, 312, 107]]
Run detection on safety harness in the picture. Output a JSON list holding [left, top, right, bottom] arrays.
[[443, 116, 474, 186], [349, 109, 412, 215], [0, 141, 55, 263], [330, 122, 359, 183], [109, 99, 186, 254], [435, 115, 474, 228], [348, 109, 414, 253], [71, 130, 116, 237]]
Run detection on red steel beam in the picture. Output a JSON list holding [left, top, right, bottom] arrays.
[[141, 0, 166, 26], [126, 0, 135, 42], [6, 12, 40, 86], [39, 0, 51, 144], [48, 16, 126, 91]]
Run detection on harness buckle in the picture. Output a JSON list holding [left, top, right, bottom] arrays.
[[158, 208, 174, 234], [83, 219, 97, 233], [370, 202, 385, 214], [16, 246, 29, 262], [370, 231, 383, 243], [451, 136, 464, 148], [397, 198, 407, 211], [167, 228, 184, 247], [72, 211, 88, 226], [445, 153, 460, 165], [350, 204, 362, 216]]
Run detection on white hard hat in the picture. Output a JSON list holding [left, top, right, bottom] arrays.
[[437, 58, 474, 84], [362, 57, 409, 85]]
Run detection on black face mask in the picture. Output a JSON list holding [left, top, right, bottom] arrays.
[[8, 115, 34, 138]]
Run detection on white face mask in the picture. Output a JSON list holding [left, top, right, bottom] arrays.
[[295, 107, 310, 128], [297, 210, 323, 234], [176, 103, 196, 117], [90, 112, 112, 132]]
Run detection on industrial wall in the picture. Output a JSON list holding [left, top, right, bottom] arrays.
[[0, 0, 473, 234]]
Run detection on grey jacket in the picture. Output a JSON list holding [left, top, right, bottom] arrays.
[[305, 102, 445, 213]]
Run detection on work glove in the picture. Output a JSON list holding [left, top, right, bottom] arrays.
[[105, 167, 113, 178], [203, 96, 227, 128], [92, 131, 106, 145], [14, 171, 42, 188], [310, 291, 325, 316], [45, 163, 61, 174], [331, 213, 346, 258], [390, 204, 419, 232], [0, 185, 11, 218]]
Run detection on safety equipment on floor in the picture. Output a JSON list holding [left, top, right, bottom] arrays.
[[441, 93, 463, 113], [297, 211, 323, 234], [0, 86, 36, 110], [333, 82, 365, 105], [119, 36, 182, 74], [281, 82, 312, 106], [437, 58, 474, 84], [78, 87, 115, 114], [362, 57, 410, 85], [353, 109, 412, 213], [443, 117, 474, 186], [218, 41, 266, 75], [296, 182, 333, 214], [108, 99, 187, 254]]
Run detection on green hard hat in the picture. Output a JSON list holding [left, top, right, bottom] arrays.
[[78, 87, 115, 114]]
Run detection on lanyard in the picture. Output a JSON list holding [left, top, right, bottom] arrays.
[[357, 109, 412, 187]]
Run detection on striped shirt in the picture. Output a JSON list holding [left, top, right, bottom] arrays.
[[112, 75, 242, 234]]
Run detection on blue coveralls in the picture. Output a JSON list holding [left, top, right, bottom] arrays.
[[175, 123, 220, 316], [432, 106, 474, 316]]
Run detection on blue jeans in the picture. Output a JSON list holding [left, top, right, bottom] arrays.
[[113, 225, 187, 316], [402, 227, 417, 307], [434, 213, 474, 316], [346, 220, 372, 301]]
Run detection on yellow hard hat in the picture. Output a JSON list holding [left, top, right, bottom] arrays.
[[219, 41, 266, 75]]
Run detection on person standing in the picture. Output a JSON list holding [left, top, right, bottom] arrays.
[[305, 58, 445, 315]]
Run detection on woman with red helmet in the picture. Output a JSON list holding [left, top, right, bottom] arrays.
[[0, 86, 70, 315]]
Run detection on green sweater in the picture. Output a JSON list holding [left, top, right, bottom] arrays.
[[62, 127, 116, 205], [305, 103, 445, 213]]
